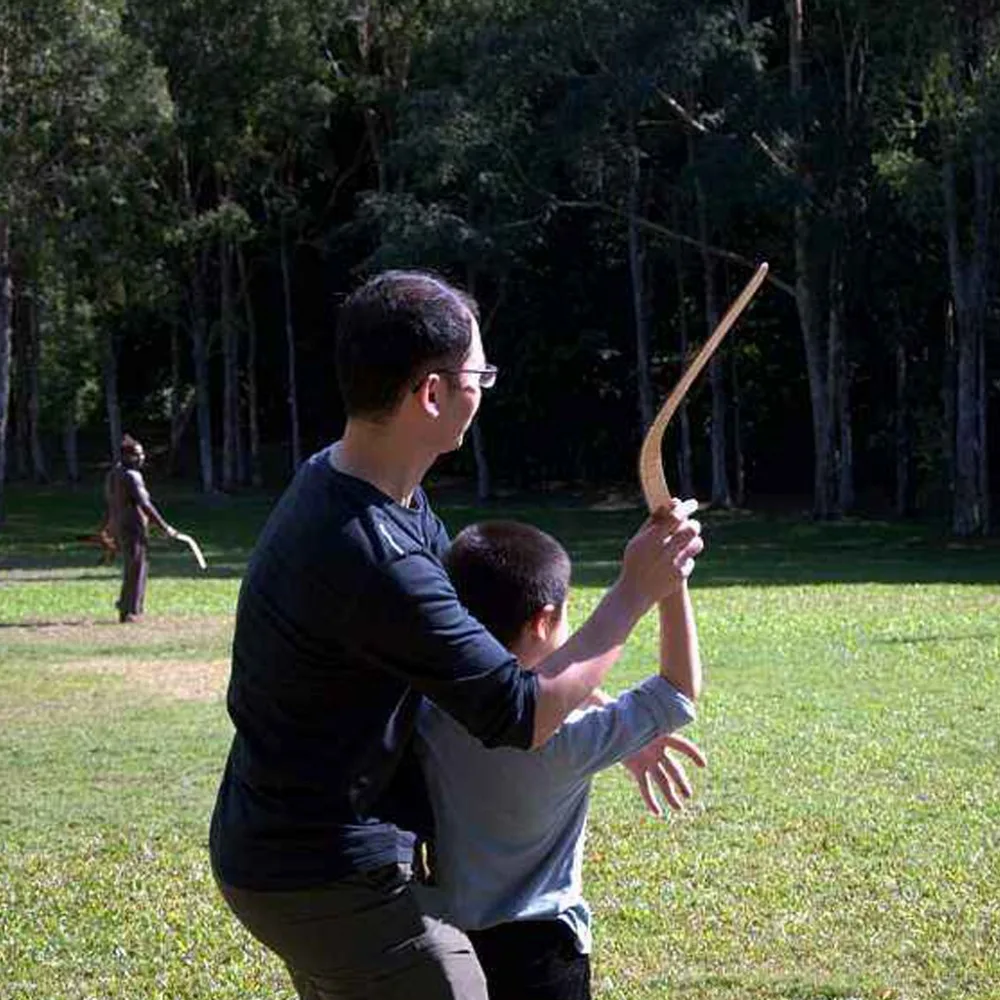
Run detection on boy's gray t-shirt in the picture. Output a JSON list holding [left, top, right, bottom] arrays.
[[415, 675, 695, 953]]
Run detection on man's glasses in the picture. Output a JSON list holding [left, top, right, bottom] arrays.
[[442, 364, 498, 389], [414, 363, 499, 391]]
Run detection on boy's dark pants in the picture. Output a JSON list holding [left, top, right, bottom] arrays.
[[467, 919, 591, 1000], [216, 863, 487, 1000]]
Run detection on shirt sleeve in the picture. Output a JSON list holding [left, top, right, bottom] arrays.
[[538, 676, 695, 778], [349, 548, 537, 752]]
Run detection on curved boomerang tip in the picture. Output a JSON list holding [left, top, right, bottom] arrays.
[[639, 261, 770, 512]]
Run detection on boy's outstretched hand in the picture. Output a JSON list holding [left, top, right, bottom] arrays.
[[621, 733, 706, 817]]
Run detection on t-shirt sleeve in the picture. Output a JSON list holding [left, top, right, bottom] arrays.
[[349, 548, 537, 751], [539, 676, 695, 778]]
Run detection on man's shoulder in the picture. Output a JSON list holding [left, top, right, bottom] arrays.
[[417, 699, 542, 771], [252, 455, 440, 577]]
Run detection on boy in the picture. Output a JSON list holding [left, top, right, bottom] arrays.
[[416, 510, 703, 1000]]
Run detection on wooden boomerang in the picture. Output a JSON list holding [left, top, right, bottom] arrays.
[[639, 262, 769, 513], [174, 532, 207, 570]]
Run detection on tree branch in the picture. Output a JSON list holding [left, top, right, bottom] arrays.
[[553, 199, 795, 296]]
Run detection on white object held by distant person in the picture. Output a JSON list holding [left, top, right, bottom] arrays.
[[173, 531, 207, 570]]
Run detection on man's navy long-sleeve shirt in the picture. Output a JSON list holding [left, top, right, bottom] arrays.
[[210, 448, 538, 890]]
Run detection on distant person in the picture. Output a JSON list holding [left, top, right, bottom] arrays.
[[104, 434, 178, 623], [208, 270, 704, 1000], [415, 515, 703, 1000]]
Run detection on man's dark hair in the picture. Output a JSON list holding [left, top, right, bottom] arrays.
[[336, 270, 480, 418], [445, 521, 571, 648], [121, 434, 143, 464]]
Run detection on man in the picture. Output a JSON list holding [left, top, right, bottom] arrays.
[[208, 270, 704, 1000], [104, 434, 177, 623]]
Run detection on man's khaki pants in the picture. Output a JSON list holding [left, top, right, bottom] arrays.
[[216, 864, 487, 1000]]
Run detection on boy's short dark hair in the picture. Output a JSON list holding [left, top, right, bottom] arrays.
[[336, 270, 480, 418], [445, 521, 571, 648]]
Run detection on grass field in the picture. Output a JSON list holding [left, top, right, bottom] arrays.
[[1, 482, 998, 1000]]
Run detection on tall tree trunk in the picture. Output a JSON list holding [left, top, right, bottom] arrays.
[[168, 320, 182, 474], [836, 356, 853, 513], [0, 217, 12, 523], [707, 356, 730, 506], [673, 229, 694, 498], [279, 221, 302, 472], [471, 422, 491, 502], [220, 234, 238, 491], [732, 350, 745, 507], [25, 287, 47, 483], [976, 309, 989, 531], [828, 252, 851, 513], [465, 267, 493, 501], [942, 146, 990, 536], [63, 399, 79, 484], [788, 0, 838, 518], [13, 304, 28, 478], [101, 324, 122, 464], [62, 266, 80, 484], [942, 301, 956, 509], [627, 140, 654, 433], [894, 341, 909, 517], [189, 263, 214, 493], [693, 161, 730, 507], [179, 143, 214, 492], [237, 244, 263, 487]]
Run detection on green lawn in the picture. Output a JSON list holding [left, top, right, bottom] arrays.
[[1, 483, 998, 999]]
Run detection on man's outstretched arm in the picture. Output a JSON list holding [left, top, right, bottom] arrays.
[[530, 506, 703, 748]]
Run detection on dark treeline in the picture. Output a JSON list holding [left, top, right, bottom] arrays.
[[0, 0, 996, 534]]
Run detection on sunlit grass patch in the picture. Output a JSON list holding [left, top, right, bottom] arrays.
[[1, 486, 998, 998]]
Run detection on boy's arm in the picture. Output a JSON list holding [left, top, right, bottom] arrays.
[[658, 583, 701, 700], [611, 509, 706, 814], [530, 511, 702, 748], [534, 676, 696, 778], [586, 682, 706, 816]]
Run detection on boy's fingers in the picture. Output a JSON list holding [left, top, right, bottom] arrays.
[[654, 763, 683, 811], [657, 754, 693, 799], [637, 772, 663, 818], [660, 733, 708, 768]]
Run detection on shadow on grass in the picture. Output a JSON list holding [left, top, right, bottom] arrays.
[[870, 630, 1000, 645], [2, 485, 998, 589], [0, 566, 245, 582], [0, 619, 108, 630], [444, 505, 1000, 589], [668, 976, 878, 999]]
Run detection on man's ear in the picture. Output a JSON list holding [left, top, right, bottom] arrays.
[[415, 373, 443, 419]]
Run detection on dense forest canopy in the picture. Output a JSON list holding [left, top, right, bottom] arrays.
[[0, 0, 996, 534]]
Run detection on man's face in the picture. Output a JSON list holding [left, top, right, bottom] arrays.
[[439, 315, 487, 450], [124, 446, 145, 469]]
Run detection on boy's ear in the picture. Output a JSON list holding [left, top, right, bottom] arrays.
[[528, 603, 560, 642]]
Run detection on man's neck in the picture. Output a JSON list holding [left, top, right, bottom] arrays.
[[330, 421, 435, 507]]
